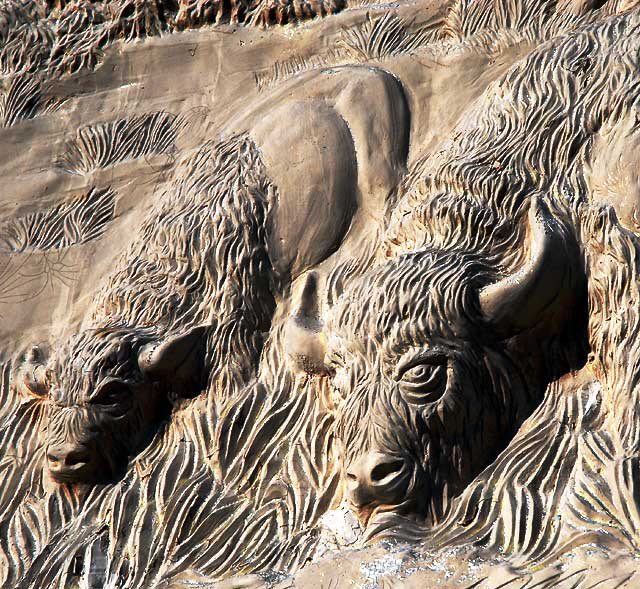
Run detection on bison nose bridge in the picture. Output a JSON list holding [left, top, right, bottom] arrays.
[[345, 452, 408, 508], [46, 407, 94, 467]]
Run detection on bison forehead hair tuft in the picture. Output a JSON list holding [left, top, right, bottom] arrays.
[[326, 249, 488, 356], [47, 326, 158, 405]]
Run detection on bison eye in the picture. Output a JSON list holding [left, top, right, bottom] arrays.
[[90, 382, 131, 407], [397, 355, 448, 405]]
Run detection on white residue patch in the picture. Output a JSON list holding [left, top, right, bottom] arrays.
[[359, 554, 403, 589], [314, 506, 365, 560]]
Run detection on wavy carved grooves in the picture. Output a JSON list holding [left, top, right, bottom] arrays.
[[6, 1, 640, 587], [0, 5, 109, 126], [373, 373, 603, 552], [255, 12, 443, 91], [0, 0, 344, 77], [0, 377, 337, 587], [57, 112, 186, 175], [0, 188, 117, 253], [339, 12, 440, 61], [0, 0, 346, 128], [443, 0, 639, 41], [341, 8, 640, 582], [0, 75, 59, 128], [0, 137, 338, 587]]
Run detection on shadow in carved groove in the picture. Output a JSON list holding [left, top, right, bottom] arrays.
[[6, 2, 640, 588], [340, 12, 440, 61], [254, 12, 440, 92]]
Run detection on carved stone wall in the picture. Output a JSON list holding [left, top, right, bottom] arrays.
[[3, 1, 640, 588]]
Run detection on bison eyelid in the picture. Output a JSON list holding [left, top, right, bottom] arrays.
[[394, 351, 448, 381]]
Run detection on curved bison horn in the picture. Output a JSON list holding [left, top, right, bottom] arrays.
[[479, 197, 573, 338], [138, 325, 208, 385], [284, 272, 329, 375]]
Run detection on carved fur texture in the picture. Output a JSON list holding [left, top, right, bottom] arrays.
[[3, 2, 640, 588]]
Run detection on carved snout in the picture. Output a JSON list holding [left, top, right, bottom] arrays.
[[345, 452, 411, 523], [46, 441, 99, 483]]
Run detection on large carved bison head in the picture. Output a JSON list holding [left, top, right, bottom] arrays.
[[285, 199, 585, 525], [18, 325, 208, 484]]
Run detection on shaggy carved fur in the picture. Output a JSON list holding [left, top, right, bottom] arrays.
[[91, 134, 277, 404]]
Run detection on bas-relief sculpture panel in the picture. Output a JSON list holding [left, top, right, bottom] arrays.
[[3, 1, 640, 587]]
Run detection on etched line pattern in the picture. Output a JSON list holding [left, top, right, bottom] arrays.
[[0, 388, 335, 587], [3, 3, 640, 588], [0, 0, 344, 128], [0, 75, 62, 129], [254, 12, 439, 92], [99, 0, 346, 36], [0, 6, 109, 127], [0, 250, 80, 310], [245, 0, 345, 27], [254, 48, 345, 91], [0, 3, 109, 77], [0, 187, 116, 253], [339, 11, 440, 61], [56, 112, 186, 175], [0, 135, 339, 586]]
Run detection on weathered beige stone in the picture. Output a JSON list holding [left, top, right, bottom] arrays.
[[3, 1, 640, 587]]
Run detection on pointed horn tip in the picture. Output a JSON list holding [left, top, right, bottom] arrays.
[[302, 271, 319, 291], [296, 271, 322, 323], [26, 346, 42, 363], [285, 271, 329, 374], [301, 270, 319, 297]]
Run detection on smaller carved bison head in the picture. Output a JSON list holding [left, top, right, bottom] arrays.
[[18, 325, 207, 484], [284, 198, 585, 525]]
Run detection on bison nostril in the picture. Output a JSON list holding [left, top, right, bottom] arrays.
[[370, 459, 405, 483]]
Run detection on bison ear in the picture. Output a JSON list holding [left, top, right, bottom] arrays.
[[19, 347, 48, 399], [138, 325, 208, 388], [479, 197, 576, 338], [284, 272, 330, 375]]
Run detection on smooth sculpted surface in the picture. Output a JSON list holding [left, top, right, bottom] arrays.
[[2, 1, 640, 588]]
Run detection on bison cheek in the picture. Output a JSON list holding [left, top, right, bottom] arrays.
[[101, 391, 169, 465]]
